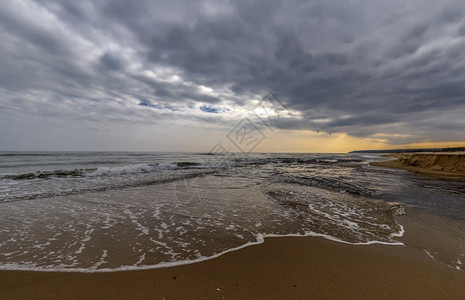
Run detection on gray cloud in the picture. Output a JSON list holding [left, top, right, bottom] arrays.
[[1, 0, 465, 150]]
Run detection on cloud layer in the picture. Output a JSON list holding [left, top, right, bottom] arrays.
[[1, 0, 465, 150]]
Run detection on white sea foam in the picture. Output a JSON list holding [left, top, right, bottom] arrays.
[[157, 163, 178, 170], [93, 250, 108, 269], [0, 231, 404, 273], [389, 224, 405, 238], [0, 153, 426, 274], [2, 152, 464, 278], [90, 164, 157, 176], [88, 162, 181, 177], [323, 159, 338, 163]]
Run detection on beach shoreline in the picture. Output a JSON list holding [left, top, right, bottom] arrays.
[[2, 152, 465, 298], [1, 235, 465, 299]]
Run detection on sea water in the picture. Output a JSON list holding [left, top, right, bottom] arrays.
[[0, 152, 464, 271]]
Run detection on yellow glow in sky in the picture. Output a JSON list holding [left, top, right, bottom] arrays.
[[252, 129, 464, 153]]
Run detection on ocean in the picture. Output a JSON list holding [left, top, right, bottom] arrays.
[[0, 151, 464, 272]]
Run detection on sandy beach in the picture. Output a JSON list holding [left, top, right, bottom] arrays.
[[1, 236, 465, 299]]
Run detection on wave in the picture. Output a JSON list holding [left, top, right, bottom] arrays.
[[263, 183, 404, 245], [90, 163, 160, 176], [1, 162, 208, 180], [3, 169, 90, 180], [278, 175, 380, 197], [251, 157, 363, 165], [0, 153, 57, 157], [0, 169, 218, 203], [1, 156, 366, 181]]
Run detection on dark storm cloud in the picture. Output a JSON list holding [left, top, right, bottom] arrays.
[[1, 0, 465, 148], [100, 53, 124, 71]]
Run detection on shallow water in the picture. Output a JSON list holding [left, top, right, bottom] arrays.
[[0, 152, 464, 271]]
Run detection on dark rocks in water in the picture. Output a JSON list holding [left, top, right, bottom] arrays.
[[175, 162, 200, 168], [12, 172, 36, 180]]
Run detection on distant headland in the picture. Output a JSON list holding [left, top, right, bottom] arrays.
[[350, 146, 465, 154]]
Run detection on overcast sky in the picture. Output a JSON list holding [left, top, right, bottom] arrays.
[[1, 0, 465, 152]]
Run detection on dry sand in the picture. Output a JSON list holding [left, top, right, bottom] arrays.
[[1, 236, 465, 299], [371, 152, 465, 178]]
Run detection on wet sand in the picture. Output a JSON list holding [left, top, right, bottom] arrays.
[[1, 236, 465, 299]]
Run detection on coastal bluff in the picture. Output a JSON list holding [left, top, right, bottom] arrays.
[[371, 152, 465, 177]]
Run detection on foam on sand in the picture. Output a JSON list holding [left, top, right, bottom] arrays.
[[0, 175, 406, 273]]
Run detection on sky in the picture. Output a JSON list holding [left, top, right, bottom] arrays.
[[1, 0, 465, 152]]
